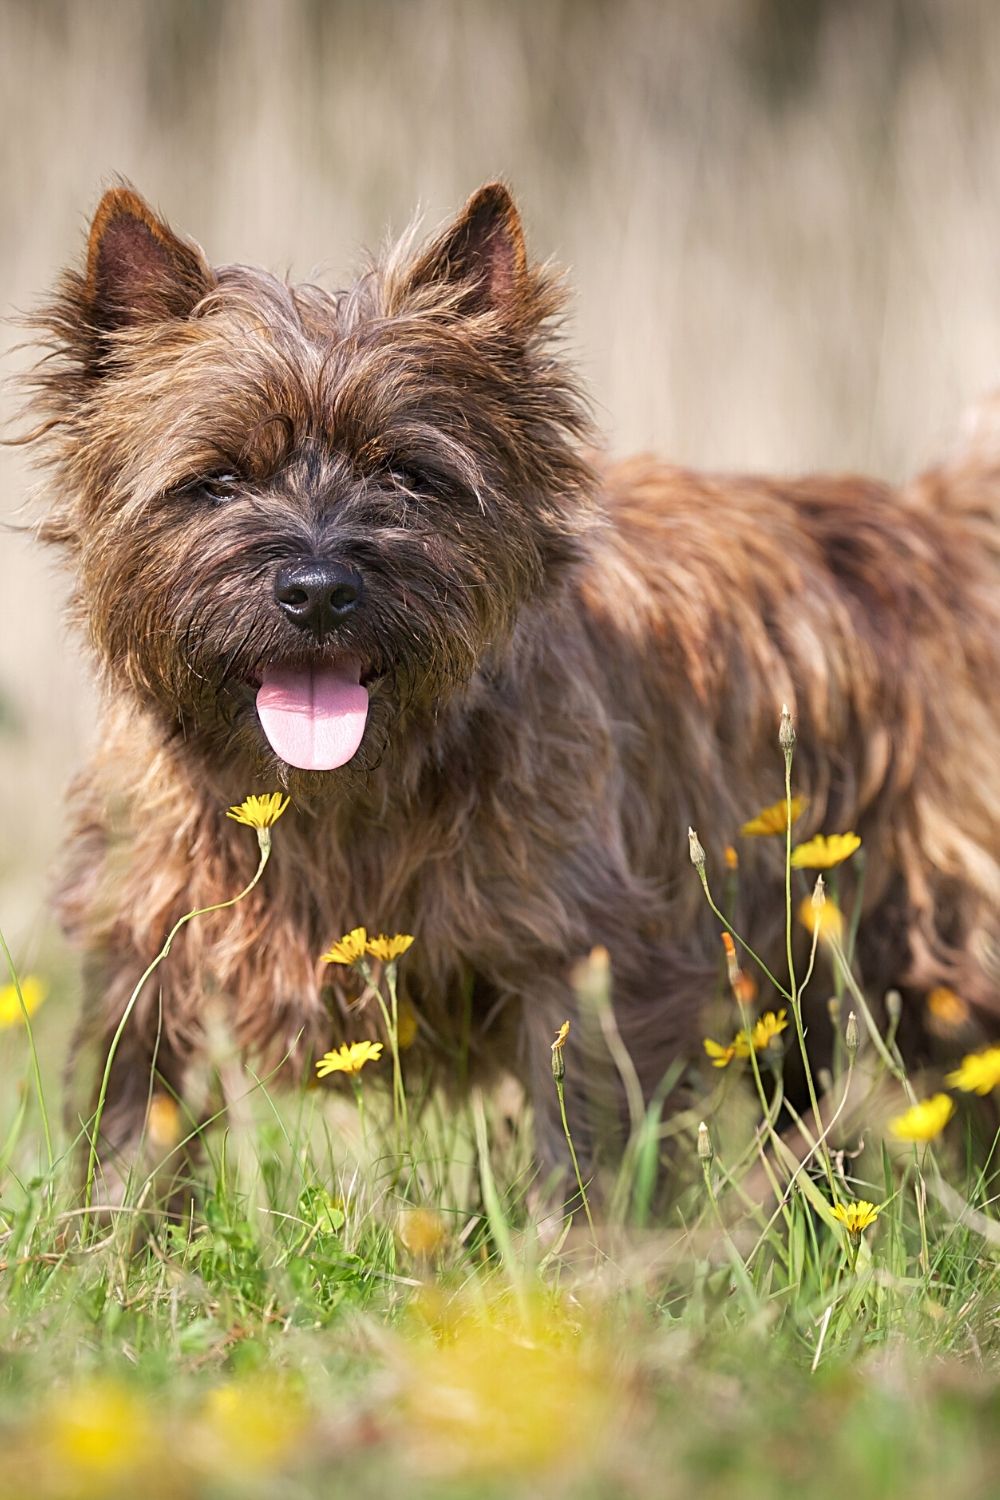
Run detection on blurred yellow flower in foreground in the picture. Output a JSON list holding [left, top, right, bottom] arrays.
[[322, 927, 369, 965], [225, 792, 289, 829], [741, 796, 806, 836], [195, 1379, 306, 1477], [400, 1300, 617, 1478], [316, 1040, 384, 1077], [946, 1046, 1000, 1096], [44, 1380, 157, 1494], [887, 1093, 955, 1142], [830, 1199, 881, 1237], [0, 974, 46, 1029], [366, 932, 415, 963], [790, 832, 861, 869]]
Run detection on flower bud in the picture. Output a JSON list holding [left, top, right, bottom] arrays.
[[779, 703, 796, 754], [827, 994, 841, 1027], [688, 827, 706, 871], [886, 989, 902, 1026], [811, 874, 826, 911], [697, 1120, 713, 1162], [845, 1011, 860, 1053]]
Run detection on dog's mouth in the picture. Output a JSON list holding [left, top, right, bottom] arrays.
[[255, 657, 370, 772]]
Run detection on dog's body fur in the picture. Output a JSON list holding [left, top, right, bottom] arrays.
[[20, 183, 1000, 1189]]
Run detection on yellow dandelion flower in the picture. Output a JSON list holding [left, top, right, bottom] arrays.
[[397, 1207, 449, 1258], [741, 795, 807, 837], [551, 1020, 570, 1052], [887, 1093, 955, 1142], [798, 894, 844, 942], [366, 932, 415, 963], [830, 1199, 881, 1237], [225, 792, 290, 829], [926, 986, 971, 1033], [790, 832, 862, 869], [703, 1032, 752, 1068], [315, 1039, 384, 1077], [321, 926, 369, 965], [945, 1046, 1000, 1096], [0, 974, 46, 1029], [724, 845, 739, 870], [750, 1009, 789, 1051]]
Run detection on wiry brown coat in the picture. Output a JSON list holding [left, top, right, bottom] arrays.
[[19, 182, 1000, 1194]]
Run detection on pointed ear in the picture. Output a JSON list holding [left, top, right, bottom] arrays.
[[85, 186, 212, 332], [408, 182, 528, 318]]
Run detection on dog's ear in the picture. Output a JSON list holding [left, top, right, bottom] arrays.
[[85, 185, 212, 332], [407, 182, 528, 318]]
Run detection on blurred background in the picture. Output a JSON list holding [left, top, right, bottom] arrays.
[[4, 0, 1000, 973]]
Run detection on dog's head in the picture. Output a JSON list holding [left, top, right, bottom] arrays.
[[27, 183, 594, 796]]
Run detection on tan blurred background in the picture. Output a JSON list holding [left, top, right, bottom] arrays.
[[3, 0, 1000, 967]]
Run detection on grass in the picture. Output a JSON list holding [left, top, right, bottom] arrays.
[[2, 743, 1000, 1498]]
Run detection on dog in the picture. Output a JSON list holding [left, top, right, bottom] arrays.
[[19, 180, 1000, 1200]]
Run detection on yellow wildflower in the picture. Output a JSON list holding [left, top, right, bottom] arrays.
[[225, 792, 289, 829], [790, 832, 862, 869], [750, 1009, 789, 1051], [724, 845, 739, 870], [366, 932, 415, 963], [741, 795, 807, 836], [195, 1379, 306, 1476], [703, 1033, 751, 1069], [45, 1380, 157, 1491], [830, 1199, 881, 1237], [0, 974, 46, 1029], [551, 1020, 570, 1052], [926, 986, 971, 1033], [401, 1299, 615, 1477], [315, 1039, 384, 1077], [321, 926, 369, 965], [946, 1046, 1000, 1096], [798, 894, 844, 942], [887, 1093, 954, 1142], [398, 1207, 449, 1258]]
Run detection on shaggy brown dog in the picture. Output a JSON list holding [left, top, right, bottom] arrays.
[[20, 182, 1000, 1198]]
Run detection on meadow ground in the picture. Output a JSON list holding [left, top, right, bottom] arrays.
[[2, 759, 1000, 1500]]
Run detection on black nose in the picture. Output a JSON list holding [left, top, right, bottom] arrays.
[[274, 559, 363, 635]]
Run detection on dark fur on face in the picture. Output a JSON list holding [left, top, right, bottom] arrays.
[[19, 181, 1000, 1203]]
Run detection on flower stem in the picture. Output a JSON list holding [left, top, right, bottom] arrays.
[[554, 1074, 597, 1242], [84, 840, 271, 1215]]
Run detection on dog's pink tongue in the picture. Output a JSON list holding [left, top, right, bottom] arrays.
[[257, 665, 369, 771]]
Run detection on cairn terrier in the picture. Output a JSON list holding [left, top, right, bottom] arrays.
[[20, 181, 1000, 1200]]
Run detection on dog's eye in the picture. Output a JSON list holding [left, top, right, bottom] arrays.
[[187, 472, 242, 505], [391, 465, 432, 496]]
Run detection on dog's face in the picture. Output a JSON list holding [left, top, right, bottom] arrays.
[[31, 185, 592, 797]]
